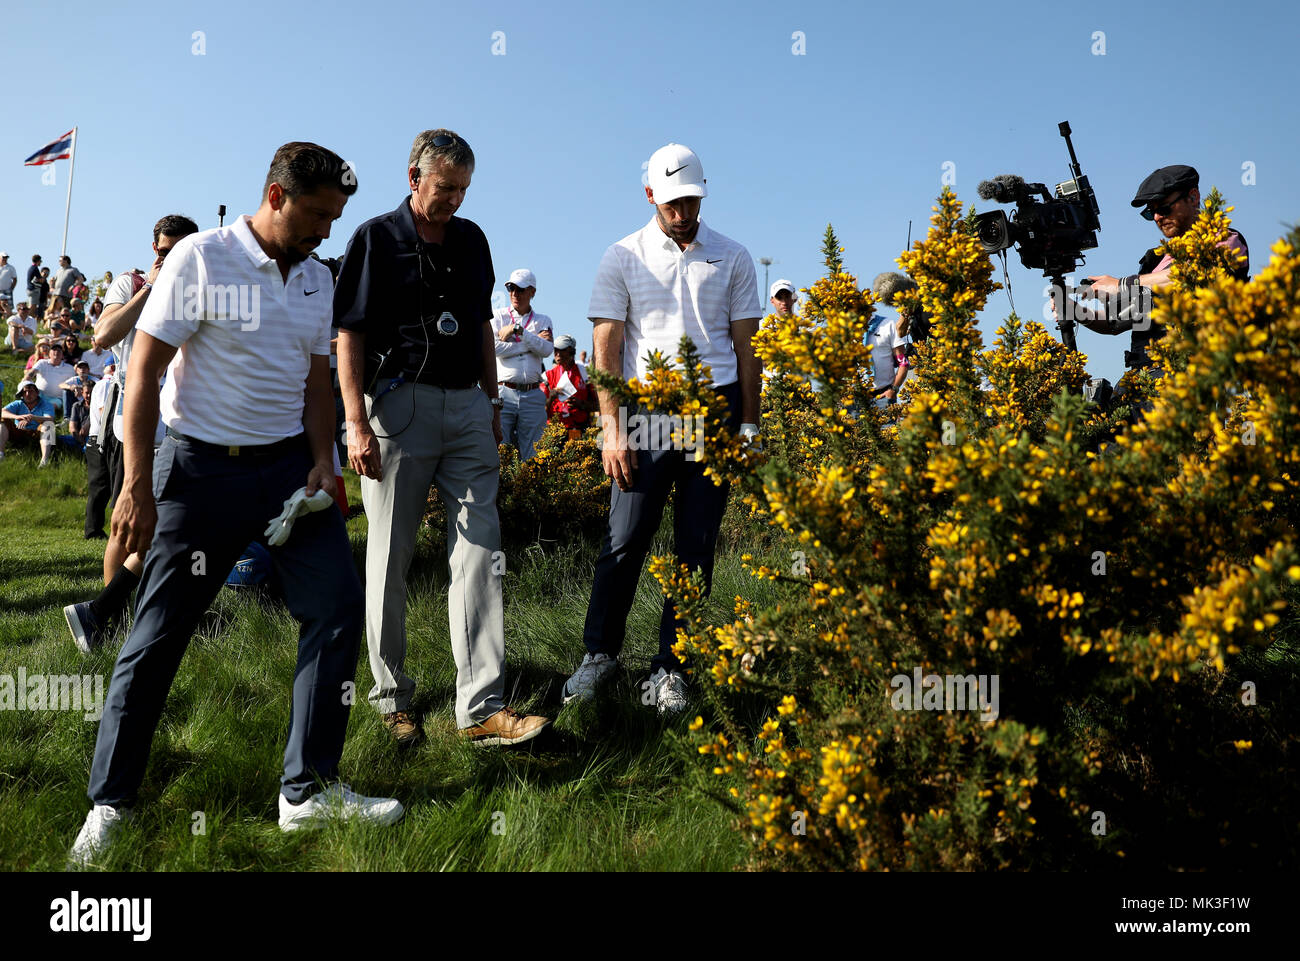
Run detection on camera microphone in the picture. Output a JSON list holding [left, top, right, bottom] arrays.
[[977, 174, 1026, 203], [218, 204, 226, 227], [871, 271, 917, 307]]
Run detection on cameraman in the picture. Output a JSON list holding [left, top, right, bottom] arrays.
[[1068, 165, 1248, 373]]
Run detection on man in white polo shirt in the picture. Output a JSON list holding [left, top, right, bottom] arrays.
[[492, 267, 552, 459], [561, 142, 763, 716], [70, 142, 401, 868]]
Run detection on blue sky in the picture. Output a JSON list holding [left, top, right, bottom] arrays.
[[4, 0, 1296, 382]]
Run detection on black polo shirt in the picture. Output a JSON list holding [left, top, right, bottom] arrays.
[[333, 197, 495, 390]]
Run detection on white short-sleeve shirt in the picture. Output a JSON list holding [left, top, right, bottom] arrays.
[[89, 375, 110, 438], [135, 215, 333, 447], [104, 270, 168, 447], [867, 314, 905, 389], [587, 218, 761, 387]]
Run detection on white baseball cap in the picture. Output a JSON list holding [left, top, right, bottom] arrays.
[[554, 334, 577, 351], [646, 143, 707, 204], [770, 279, 796, 298], [506, 268, 536, 290]]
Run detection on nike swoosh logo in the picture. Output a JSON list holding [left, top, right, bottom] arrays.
[[304, 289, 319, 296], [665, 165, 689, 176], [706, 259, 722, 264]]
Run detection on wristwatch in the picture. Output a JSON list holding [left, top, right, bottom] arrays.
[[489, 397, 504, 408]]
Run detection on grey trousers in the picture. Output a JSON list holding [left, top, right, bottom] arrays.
[[361, 383, 505, 728]]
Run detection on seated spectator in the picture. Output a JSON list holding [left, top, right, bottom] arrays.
[[61, 360, 95, 416], [68, 380, 93, 451], [25, 340, 50, 373], [31, 342, 77, 415], [0, 381, 57, 465], [5, 302, 35, 351], [51, 309, 76, 339], [86, 298, 104, 329], [61, 332, 84, 364], [543, 334, 595, 434], [81, 340, 113, 379], [69, 298, 86, 331]]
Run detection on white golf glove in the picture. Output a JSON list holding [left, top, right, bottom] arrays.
[[264, 486, 335, 547]]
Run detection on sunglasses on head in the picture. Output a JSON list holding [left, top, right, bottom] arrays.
[[1142, 189, 1189, 221]]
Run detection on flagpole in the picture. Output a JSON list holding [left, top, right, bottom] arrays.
[[60, 127, 77, 257]]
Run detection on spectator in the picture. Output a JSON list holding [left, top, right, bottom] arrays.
[[5, 302, 35, 351], [769, 279, 797, 316], [34, 266, 50, 321], [87, 298, 104, 329], [31, 342, 77, 414], [68, 379, 93, 450], [579, 349, 589, 365], [0, 252, 16, 305], [51, 254, 85, 314], [69, 298, 86, 331], [542, 334, 594, 433], [492, 267, 553, 460], [60, 360, 95, 414], [0, 381, 56, 465], [82, 339, 113, 379], [25, 340, 50, 373], [26, 255, 42, 318], [61, 332, 84, 364], [83, 359, 116, 538]]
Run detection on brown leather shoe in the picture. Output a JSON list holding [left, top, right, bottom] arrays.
[[382, 710, 421, 745], [460, 707, 551, 747]]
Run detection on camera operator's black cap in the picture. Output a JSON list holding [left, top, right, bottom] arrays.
[[1131, 165, 1200, 209]]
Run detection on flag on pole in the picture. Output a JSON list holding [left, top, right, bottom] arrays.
[[24, 130, 74, 166]]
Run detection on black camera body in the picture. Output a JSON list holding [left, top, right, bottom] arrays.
[[972, 121, 1101, 353]]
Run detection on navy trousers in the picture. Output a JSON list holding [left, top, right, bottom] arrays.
[[582, 381, 741, 675], [88, 433, 364, 806]]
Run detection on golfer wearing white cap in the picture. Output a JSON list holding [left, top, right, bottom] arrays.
[[492, 267, 553, 459], [563, 142, 763, 716]]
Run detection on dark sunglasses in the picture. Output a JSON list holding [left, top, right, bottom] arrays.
[[1142, 190, 1188, 221]]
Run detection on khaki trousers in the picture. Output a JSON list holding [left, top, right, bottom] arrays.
[[361, 382, 505, 727]]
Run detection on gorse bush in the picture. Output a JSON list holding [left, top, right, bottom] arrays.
[[635, 188, 1300, 869], [424, 419, 610, 547]]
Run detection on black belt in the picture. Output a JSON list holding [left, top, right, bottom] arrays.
[[165, 426, 306, 458], [500, 380, 540, 390]]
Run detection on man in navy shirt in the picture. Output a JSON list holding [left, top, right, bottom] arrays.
[[334, 128, 549, 748]]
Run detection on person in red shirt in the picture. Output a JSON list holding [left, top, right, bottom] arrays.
[[542, 334, 593, 433]]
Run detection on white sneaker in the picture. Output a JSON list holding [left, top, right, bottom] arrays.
[[278, 783, 404, 832], [650, 668, 689, 716], [69, 804, 128, 868], [562, 652, 619, 704]]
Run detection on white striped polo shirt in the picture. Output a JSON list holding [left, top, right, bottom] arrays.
[[587, 218, 761, 387], [136, 215, 333, 447]]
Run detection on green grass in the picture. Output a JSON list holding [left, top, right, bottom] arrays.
[[0, 438, 786, 871]]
